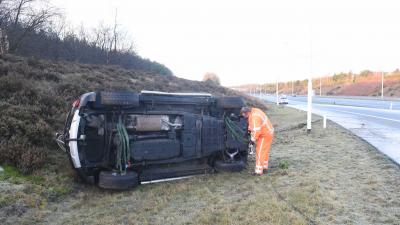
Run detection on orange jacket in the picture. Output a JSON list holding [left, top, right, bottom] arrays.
[[248, 108, 274, 141]]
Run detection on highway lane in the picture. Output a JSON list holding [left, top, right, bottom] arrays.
[[258, 94, 400, 165], [286, 95, 400, 110]]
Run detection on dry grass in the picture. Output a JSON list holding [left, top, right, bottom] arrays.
[[0, 54, 267, 174], [2, 102, 400, 225]]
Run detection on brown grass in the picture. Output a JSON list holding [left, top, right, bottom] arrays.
[[2, 103, 400, 225], [0, 54, 267, 174]]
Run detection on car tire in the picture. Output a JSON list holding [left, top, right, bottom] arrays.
[[97, 91, 140, 107], [98, 170, 139, 190], [214, 159, 246, 172], [217, 97, 245, 109]]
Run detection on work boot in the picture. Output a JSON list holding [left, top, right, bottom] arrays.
[[252, 172, 263, 176], [263, 169, 269, 174]]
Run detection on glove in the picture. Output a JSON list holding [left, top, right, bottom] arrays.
[[248, 143, 255, 155]]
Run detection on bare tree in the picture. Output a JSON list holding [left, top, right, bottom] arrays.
[[49, 14, 67, 38], [10, 5, 60, 51], [112, 9, 118, 52], [0, 0, 13, 26], [13, 0, 35, 27]]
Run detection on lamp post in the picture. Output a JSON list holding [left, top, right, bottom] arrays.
[[307, 23, 313, 133], [307, 75, 312, 133], [381, 71, 384, 99], [276, 80, 279, 105], [319, 77, 322, 96], [291, 80, 294, 96]]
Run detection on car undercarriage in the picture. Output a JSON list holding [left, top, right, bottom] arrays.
[[56, 91, 250, 190]]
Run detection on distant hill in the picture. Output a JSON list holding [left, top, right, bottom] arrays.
[[0, 54, 265, 174], [236, 70, 400, 97]]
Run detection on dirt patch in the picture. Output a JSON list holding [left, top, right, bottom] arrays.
[[2, 103, 400, 225]]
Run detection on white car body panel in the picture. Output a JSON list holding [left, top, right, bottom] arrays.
[[68, 109, 82, 168]]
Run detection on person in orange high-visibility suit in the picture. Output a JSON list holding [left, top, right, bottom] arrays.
[[241, 107, 274, 175]]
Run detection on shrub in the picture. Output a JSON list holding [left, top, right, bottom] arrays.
[[0, 139, 45, 174], [279, 160, 290, 170], [203, 72, 221, 85], [0, 55, 247, 174]]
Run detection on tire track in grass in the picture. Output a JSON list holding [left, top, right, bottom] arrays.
[[269, 179, 318, 225]]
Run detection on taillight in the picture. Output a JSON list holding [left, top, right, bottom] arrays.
[[72, 99, 80, 108]]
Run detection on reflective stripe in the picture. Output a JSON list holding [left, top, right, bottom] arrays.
[[263, 161, 269, 169], [255, 169, 263, 174], [251, 112, 274, 135], [263, 115, 274, 135], [256, 166, 263, 169], [258, 137, 264, 166]]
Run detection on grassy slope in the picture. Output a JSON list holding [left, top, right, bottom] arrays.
[[3, 103, 400, 225], [0, 54, 266, 173], [1, 55, 399, 224], [0, 54, 266, 221]]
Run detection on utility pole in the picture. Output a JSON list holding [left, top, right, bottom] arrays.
[[307, 75, 313, 133], [291, 80, 294, 96], [319, 76, 322, 96], [307, 23, 313, 133], [276, 80, 279, 105], [381, 71, 384, 99]]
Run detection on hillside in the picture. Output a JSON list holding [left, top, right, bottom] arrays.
[[0, 54, 266, 175], [239, 71, 400, 97]]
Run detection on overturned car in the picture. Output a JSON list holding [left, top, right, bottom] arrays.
[[56, 91, 250, 190]]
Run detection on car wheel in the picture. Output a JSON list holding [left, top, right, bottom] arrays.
[[216, 97, 245, 109], [98, 170, 139, 190], [214, 159, 246, 172], [98, 91, 140, 107]]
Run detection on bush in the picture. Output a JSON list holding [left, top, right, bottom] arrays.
[[0, 55, 248, 174], [0, 139, 45, 174], [203, 72, 221, 85], [279, 160, 289, 170]]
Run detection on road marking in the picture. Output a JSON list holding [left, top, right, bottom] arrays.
[[264, 97, 400, 123], [322, 108, 400, 124], [316, 102, 400, 114]]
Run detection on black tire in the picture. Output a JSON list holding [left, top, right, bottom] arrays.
[[217, 97, 245, 109], [214, 160, 246, 172], [98, 170, 139, 190], [98, 91, 140, 107]]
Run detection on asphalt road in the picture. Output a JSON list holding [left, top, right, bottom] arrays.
[[258, 94, 400, 165], [285, 95, 400, 110]]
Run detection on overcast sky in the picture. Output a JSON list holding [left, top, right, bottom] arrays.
[[52, 0, 400, 86]]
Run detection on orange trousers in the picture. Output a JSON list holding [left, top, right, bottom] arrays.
[[254, 135, 273, 174]]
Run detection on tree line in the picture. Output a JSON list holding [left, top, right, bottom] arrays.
[[236, 69, 400, 94], [0, 0, 172, 75]]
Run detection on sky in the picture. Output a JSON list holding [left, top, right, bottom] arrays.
[[52, 0, 400, 86]]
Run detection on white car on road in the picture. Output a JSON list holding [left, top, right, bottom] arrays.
[[278, 95, 289, 104]]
